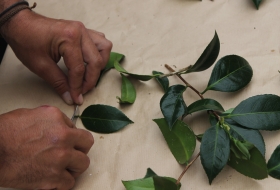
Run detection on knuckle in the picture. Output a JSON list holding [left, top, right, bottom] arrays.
[[99, 32, 105, 37], [63, 25, 82, 41], [55, 147, 71, 162], [51, 78, 67, 93], [73, 64, 85, 76], [105, 40, 113, 51]]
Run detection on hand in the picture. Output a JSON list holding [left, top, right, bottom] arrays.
[[0, 9, 112, 105], [0, 106, 94, 190]]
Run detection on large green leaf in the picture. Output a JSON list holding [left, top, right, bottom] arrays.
[[188, 99, 224, 114], [186, 32, 220, 73], [228, 147, 268, 179], [153, 176, 180, 190], [227, 94, 280, 131], [160, 85, 188, 130], [200, 124, 230, 184], [153, 71, 169, 92], [202, 55, 253, 94], [252, 0, 262, 10], [117, 74, 136, 104], [80, 104, 133, 133], [267, 145, 280, 179], [153, 118, 196, 165], [114, 61, 160, 81]]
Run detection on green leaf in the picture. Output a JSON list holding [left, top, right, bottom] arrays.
[[187, 99, 224, 114], [227, 94, 280, 131], [123, 177, 154, 190], [228, 146, 268, 179], [202, 55, 253, 94], [186, 31, 220, 73], [117, 74, 136, 104], [144, 168, 157, 178], [267, 145, 280, 179], [153, 71, 169, 92], [230, 139, 254, 160], [200, 124, 230, 184], [252, 0, 262, 10], [153, 118, 196, 165], [153, 176, 180, 190], [114, 61, 160, 81], [160, 85, 188, 130], [80, 104, 133, 133]]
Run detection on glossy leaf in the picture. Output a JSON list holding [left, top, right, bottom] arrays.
[[114, 61, 160, 81], [228, 147, 268, 179], [144, 168, 157, 178], [153, 71, 169, 92], [188, 99, 224, 114], [117, 74, 136, 104], [80, 104, 133, 133], [252, 0, 262, 10], [202, 55, 253, 94], [160, 85, 188, 130], [153, 176, 180, 190], [186, 32, 220, 73], [227, 94, 280, 131], [267, 145, 280, 179], [153, 118, 196, 164], [200, 124, 230, 184]]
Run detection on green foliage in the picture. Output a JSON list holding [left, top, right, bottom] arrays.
[[153, 71, 169, 92], [187, 99, 224, 114], [252, 0, 262, 10], [267, 145, 280, 179], [117, 74, 136, 104]]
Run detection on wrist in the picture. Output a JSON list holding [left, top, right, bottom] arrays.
[[0, 0, 22, 12]]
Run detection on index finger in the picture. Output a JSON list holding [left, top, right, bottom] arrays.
[[70, 128, 94, 154]]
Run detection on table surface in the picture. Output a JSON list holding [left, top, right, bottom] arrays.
[[1, 0, 280, 189]]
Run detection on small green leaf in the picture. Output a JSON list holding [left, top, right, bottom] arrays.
[[153, 176, 180, 190], [186, 31, 220, 73], [122, 177, 154, 190], [144, 168, 157, 178], [200, 124, 230, 184], [117, 74, 136, 104], [153, 71, 169, 92], [227, 94, 280, 131], [160, 85, 188, 130], [267, 145, 280, 179], [187, 99, 224, 114], [153, 118, 196, 165], [114, 61, 160, 81], [228, 146, 268, 179], [252, 0, 262, 10], [202, 55, 253, 94], [80, 104, 133, 133], [231, 139, 254, 160]]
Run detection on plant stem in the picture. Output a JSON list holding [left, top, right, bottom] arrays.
[[176, 152, 200, 185]]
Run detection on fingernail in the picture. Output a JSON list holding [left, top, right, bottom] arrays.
[[78, 94, 84, 105], [62, 91, 73, 105]]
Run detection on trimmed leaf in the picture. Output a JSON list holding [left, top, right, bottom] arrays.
[[160, 85, 188, 130], [153, 71, 169, 92], [200, 124, 230, 184], [202, 55, 253, 94], [267, 145, 280, 179], [153, 176, 180, 190], [80, 104, 133, 133], [153, 118, 196, 164], [117, 74, 136, 104], [114, 61, 160, 81], [228, 147, 268, 179], [252, 0, 262, 10], [144, 168, 157, 178], [186, 31, 220, 73], [227, 94, 280, 131], [188, 99, 224, 114], [123, 177, 154, 190]]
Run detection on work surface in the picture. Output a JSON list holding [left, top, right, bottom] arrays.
[[1, 0, 280, 189]]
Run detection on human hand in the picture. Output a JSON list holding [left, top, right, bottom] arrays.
[[0, 106, 94, 190], [0, 9, 112, 105]]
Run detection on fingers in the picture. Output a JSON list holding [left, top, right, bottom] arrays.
[[70, 128, 94, 154], [67, 150, 91, 178], [55, 171, 75, 190]]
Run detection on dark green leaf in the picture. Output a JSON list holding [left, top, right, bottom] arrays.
[[202, 55, 253, 94], [200, 124, 230, 184], [153, 176, 180, 190], [144, 168, 157, 178], [114, 62, 160, 81], [153, 71, 169, 92], [122, 177, 154, 190], [117, 74, 136, 104], [227, 94, 280, 131], [252, 0, 262, 10], [80, 104, 133, 133], [186, 31, 220, 73], [267, 145, 280, 179], [160, 85, 188, 130], [188, 99, 224, 114], [153, 118, 196, 164], [228, 147, 268, 179]]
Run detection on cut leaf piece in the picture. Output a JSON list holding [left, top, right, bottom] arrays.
[[200, 124, 230, 184], [228, 146, 268, 179], [114, 61, 160, 81], [186, 31, 220, 73], [80, 104, 133, 133], [153, 176, 181, 190], [153, 118, 196, 165], [202, 55, 253, 94], [227, 94, 280, 131], [117, 74, 136, 104], [160, 85, 188, 130], [188, 99, 224, 114], [144, 168, 157, 179], [122, 177, 154, 190], [153, 71, 169, 92], [252, 0, 262, 10], [267, 145, 280, 179]]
